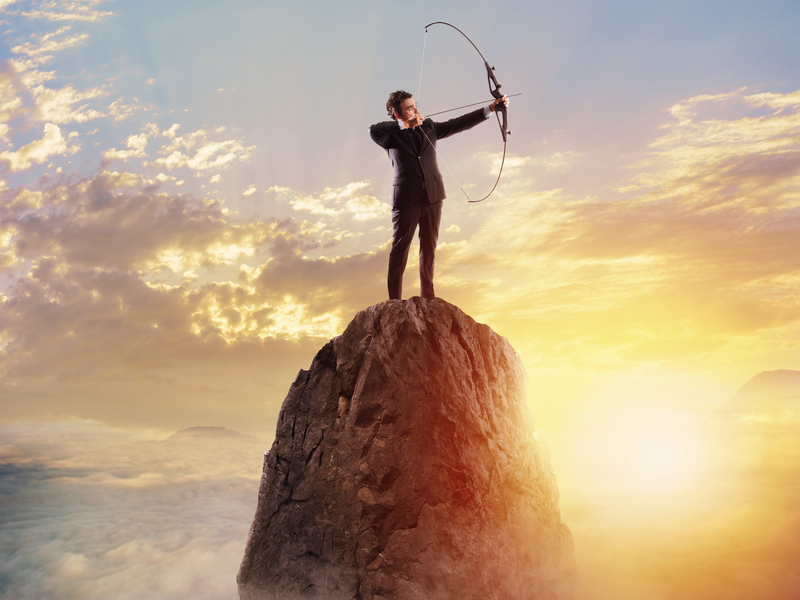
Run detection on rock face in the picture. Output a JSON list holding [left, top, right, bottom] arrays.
[[237, 298, 580, 600]]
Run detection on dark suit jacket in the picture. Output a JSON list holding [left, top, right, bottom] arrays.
[[369, 108, 488, 208]]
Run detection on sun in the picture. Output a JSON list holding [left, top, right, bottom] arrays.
[[628, 428, 688, 482], [610, 412, 711, 501], [568, 402, 711, 504]]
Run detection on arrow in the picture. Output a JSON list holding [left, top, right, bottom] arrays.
[[425, 93, 523, 118]]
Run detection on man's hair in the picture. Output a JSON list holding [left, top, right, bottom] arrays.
[[386, 90, 412, 120]]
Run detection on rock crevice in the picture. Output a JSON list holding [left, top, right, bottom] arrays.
[[238, 298, 580, 600]]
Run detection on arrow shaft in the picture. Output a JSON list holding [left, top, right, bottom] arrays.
[[424, 93, 523, 118]]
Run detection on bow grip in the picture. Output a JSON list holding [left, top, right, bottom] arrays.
[[484, 62, 508, 142]]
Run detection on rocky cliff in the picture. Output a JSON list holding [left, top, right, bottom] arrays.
[[237, 298, 580, 600]]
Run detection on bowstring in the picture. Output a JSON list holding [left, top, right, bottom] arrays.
[[416, 28, 427, 103], [415, 26, 472, 202], [418, 126, 472, 202]]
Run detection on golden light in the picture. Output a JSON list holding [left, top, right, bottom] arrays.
[[188, 289, 341, 343], [627, 426, 690, 483], [566, 397, 713, 506], [207, 242, 254, 264]]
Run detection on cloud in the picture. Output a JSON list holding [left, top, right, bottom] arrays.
[[270, 181, 390, 222], [103, 133, 148, 161], [152, 128, 254, 172], [20, 0, 115, 22], [414, 88, 800, 373], [0, 72, 25, 143], [1, 30, 117, 145], [0, 172, 388, 428], [249, 249, 385, 318], [162, 123, 180, 138], [345, 195, 389, 221], [668, 87, 800, 123], [28, 82, 107, 123], [0, 122, 77, 171], [0, 224, 19, 270], [107, 96, 147, 122], [0, 171, 288, 272], [0, 421, 264, 600], [10, 25, 90, 63], [625, 87, 800, 202], [2, 28, 138, 132]]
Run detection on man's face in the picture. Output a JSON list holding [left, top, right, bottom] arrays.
[[395, 97, 418, 121]]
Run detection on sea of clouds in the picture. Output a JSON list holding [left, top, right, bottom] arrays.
[[0, 421, 266, 600]]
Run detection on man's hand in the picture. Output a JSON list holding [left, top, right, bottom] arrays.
[[403, 112, 424, 129], [489, 95, 509, 113]]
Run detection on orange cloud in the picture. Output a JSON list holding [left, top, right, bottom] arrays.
[[0, 171, 386, 429], [424, 89, 800, 376]]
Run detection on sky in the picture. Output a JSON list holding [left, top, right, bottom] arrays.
[[1, 0, 800, 598]]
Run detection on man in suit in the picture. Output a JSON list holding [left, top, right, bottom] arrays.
[[370, 90, 508, 300]]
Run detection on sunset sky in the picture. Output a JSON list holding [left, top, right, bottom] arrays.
[[2, 1, 800, 598]]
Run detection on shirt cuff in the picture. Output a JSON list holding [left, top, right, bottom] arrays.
[[483, 106, 491, 119]]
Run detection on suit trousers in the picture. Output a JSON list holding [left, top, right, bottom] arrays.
[[388, 194, 442, 300]]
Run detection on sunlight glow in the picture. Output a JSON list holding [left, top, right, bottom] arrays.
[[190, 294, 340, 342], [569, 399, 711, 506], [628, 429, 687, 481], [207, 242, 254, 264], [155, 249, 190, 273]]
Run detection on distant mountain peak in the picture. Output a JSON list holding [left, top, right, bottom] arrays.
[[724, 369, 800, 414], [168, 426, 256, 440]]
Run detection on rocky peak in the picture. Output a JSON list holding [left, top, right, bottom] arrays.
[[237, 298, 581, 600]]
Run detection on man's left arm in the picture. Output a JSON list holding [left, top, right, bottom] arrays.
[[432, 107, 488, 141]]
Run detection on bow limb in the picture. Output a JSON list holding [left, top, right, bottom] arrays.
[[424, 21, 510, 203], [472, 61, 508, 204], [469, 135, 506, 204]]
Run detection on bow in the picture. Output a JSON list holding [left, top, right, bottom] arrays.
[[422, 21, 510, 203]]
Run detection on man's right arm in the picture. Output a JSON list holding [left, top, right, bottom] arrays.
[[369, 121, 401, 150]]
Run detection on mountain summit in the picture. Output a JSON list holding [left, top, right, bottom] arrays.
[[237, 298, 581, 600], [723, 369, 800, 417]]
